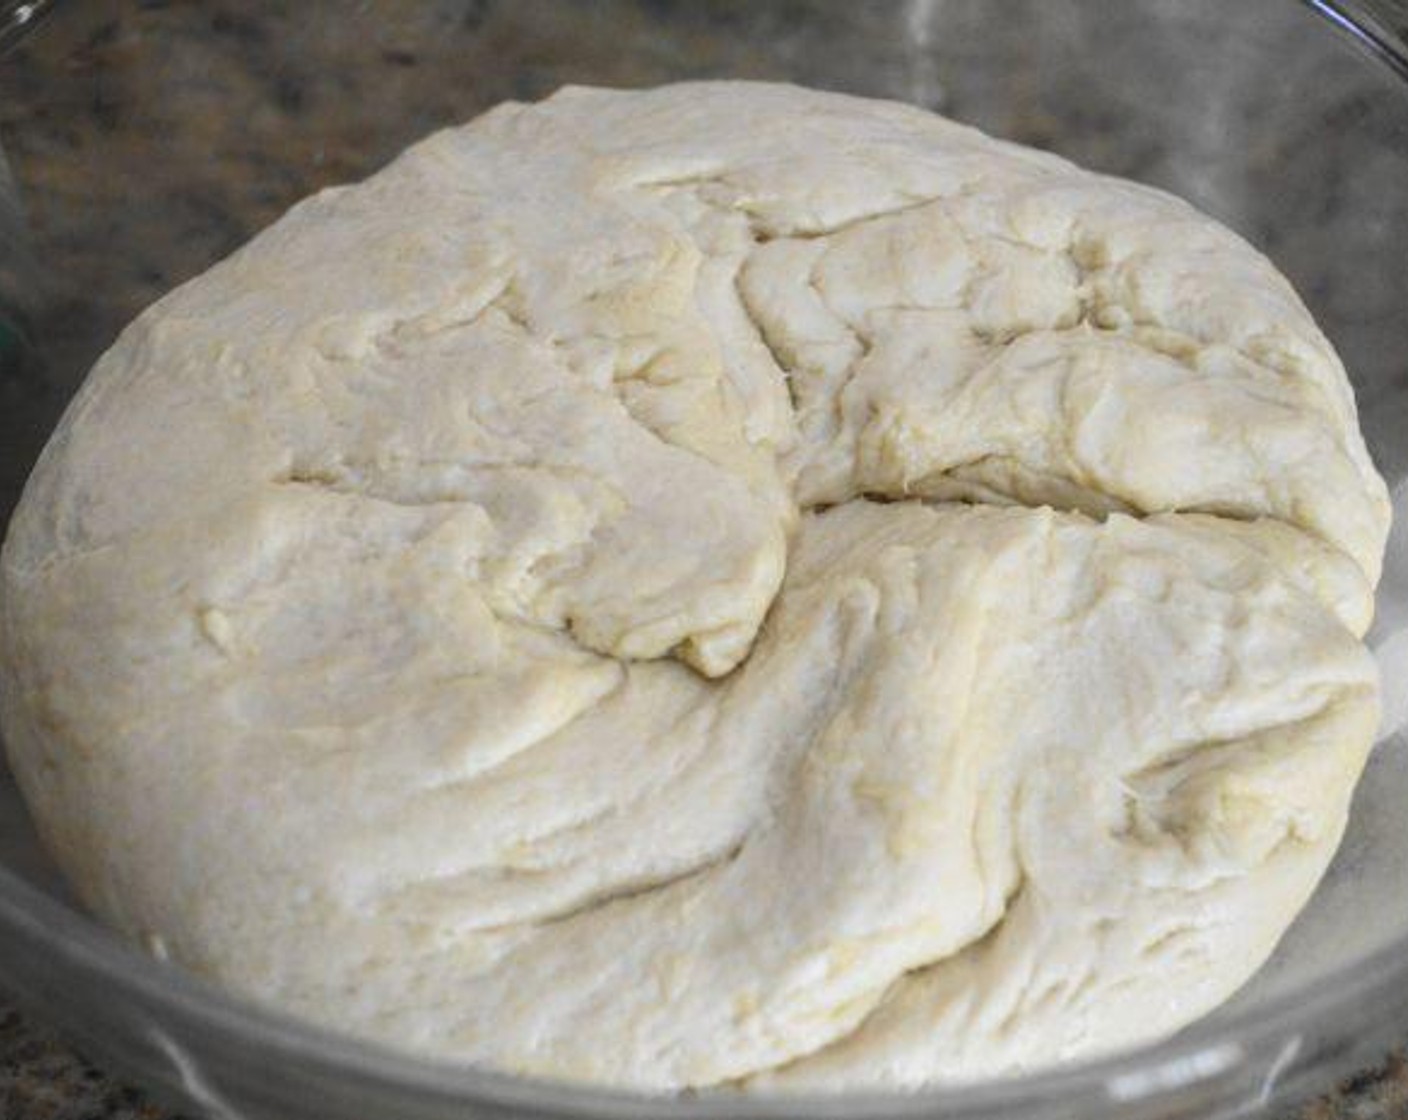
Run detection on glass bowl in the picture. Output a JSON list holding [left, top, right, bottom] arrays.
[[1, 2, 1406, 1117]]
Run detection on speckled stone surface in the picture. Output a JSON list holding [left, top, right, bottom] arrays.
[[0, 2, 1407, 1118], [0, 1003, 185, 1120]]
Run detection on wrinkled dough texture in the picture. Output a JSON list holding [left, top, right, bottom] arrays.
[[0, 83, 1390, 1091]]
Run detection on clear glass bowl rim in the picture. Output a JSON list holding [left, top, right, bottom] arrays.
[[0, 1, 1406, 1116]]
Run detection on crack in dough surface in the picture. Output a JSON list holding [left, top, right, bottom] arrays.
[[0, 82, 1389, 1091]]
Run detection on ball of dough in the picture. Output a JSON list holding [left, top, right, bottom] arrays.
[[0, 82, 1389, 1091]]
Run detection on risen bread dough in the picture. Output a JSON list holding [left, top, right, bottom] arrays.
[[0, 82, 1390, 1091]]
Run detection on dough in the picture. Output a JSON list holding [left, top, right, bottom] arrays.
[[0, 82, 1389, 1091]]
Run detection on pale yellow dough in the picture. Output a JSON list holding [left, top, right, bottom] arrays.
[[0, 82, 1390, 1091]]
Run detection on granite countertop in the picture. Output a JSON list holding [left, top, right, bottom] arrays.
[[1, 2, 1407, 1118]]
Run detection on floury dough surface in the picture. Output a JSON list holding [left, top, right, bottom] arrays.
[[0, 82, 1391, 1090]]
